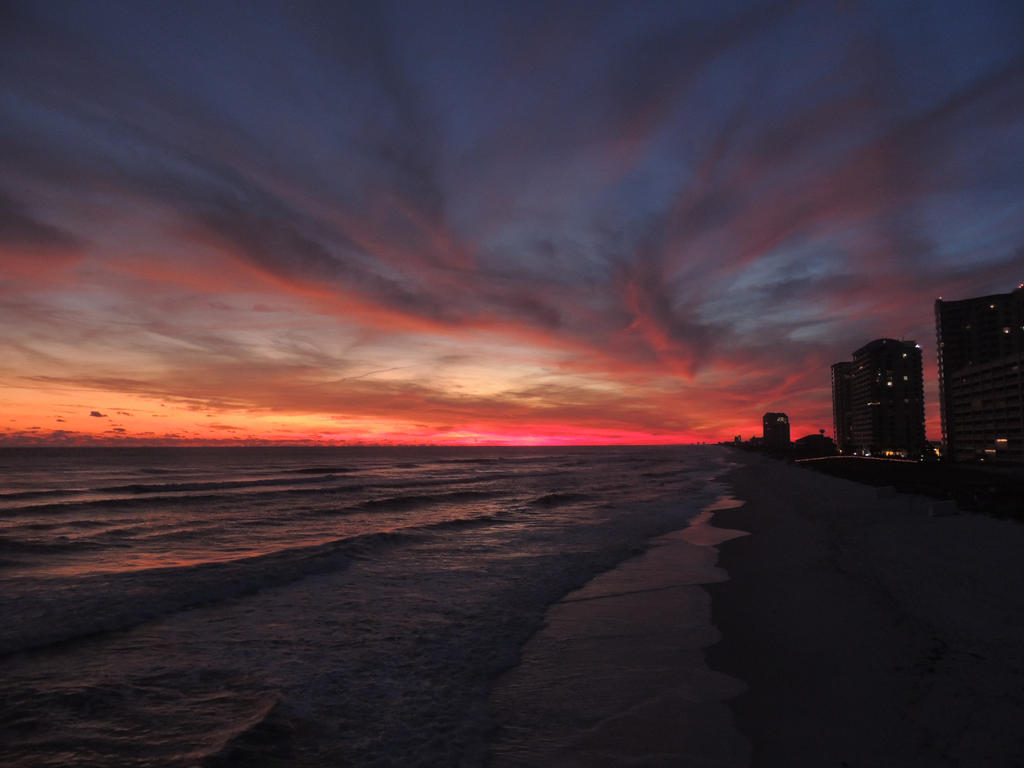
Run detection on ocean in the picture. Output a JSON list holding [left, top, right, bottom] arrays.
[[0, 445, 736, 766]]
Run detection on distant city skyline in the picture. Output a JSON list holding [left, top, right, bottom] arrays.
[[3, 1, 1024, 445]]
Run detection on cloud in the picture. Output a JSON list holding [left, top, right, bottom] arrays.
[[89, 411, 107, 418], [0, 190, 82, 251]]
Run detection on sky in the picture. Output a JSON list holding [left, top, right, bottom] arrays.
[[2, 0, 1024, 446]]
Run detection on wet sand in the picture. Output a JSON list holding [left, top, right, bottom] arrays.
[[711, 452, 1024, 766], [488, 498, 751, 767]]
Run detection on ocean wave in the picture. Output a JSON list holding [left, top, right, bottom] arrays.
[[0, 512, 511, 657], [200, 697, 293, 767], [357, 489, 503, 511], [0, 482, 371, 516], [433, 457, 502, 465], [121, 526, 218, 544], [640, 469, 684, 479], [0, 670, 285, 768], [97, 473, 351, 495], [0, 488, 80, 502], [0, 534, 106, 554], [287, 466, 355, 474], [530, 492, 591, 507], [0, 539, 367, 656]]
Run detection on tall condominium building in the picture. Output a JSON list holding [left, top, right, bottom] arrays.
[[935, 285, 1024, 464], [831, 362, 853, 453], [832, 338, 926, 458], [762, 412, 790, 448]]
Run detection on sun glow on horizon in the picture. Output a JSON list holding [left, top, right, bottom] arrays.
[[0, 383, 708, 447]]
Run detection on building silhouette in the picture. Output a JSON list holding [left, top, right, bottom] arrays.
[[793, 432, 836, 457], [831, 362, 853, 453], [832, 339, 926, 458], [762, 412, 790, 448], [935, 285, 1024, 464]]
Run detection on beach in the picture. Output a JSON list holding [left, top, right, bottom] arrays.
[[489, 450, 1024, 766], [712, 452, 1024, 766]]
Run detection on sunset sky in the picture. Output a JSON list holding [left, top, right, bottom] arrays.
[[3, 0, 1024, 446]]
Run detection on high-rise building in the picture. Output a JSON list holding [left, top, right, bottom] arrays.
[[833, 339, 925, 458], [935, 286, 1024, 464], [831, 362, 853, 453], [762, 412, 790, 448]]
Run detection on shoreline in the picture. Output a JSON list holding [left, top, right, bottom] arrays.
[[710, 451, 1024, 766], [488, 489, 751, 767]]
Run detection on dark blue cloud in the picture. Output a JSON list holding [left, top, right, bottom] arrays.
[[0, 190, 82, 250]]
